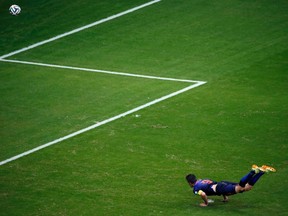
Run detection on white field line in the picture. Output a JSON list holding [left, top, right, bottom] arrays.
[[0, 59, 204, 83], [0, 81, 206, 166], [0, 0, 161, 60]]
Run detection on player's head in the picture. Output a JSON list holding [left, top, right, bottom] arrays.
[[186, 174, 197, 186]]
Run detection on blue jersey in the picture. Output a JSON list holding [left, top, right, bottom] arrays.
[[193, 179, 218, 196]]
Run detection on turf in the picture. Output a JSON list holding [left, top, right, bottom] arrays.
[[0, 0, 288, 215]]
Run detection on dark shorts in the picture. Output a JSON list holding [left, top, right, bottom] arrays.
[[216, 182, 237, 196]]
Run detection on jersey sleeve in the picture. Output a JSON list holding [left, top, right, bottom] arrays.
[[194, 189, 204, 196]]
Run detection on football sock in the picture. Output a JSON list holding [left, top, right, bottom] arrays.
[[239, 171, 255, 187], [248, 172, 265, 186]]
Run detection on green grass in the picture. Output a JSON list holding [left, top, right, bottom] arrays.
[[1, 0, 288, 215], [0, 62, 188, 161]]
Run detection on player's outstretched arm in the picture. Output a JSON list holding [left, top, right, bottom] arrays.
[[223, 195, 229, 202], [198, 190, 208, 207]]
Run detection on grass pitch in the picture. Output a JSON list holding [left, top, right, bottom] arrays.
[[1, 0, 288, 215]]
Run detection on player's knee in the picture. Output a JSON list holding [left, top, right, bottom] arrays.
[[244, 184, 253, 191], [235, 185, 245, 193]]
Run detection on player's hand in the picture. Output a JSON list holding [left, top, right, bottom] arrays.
[[200, 203, 208, 207], [223, 195, 229, 202]]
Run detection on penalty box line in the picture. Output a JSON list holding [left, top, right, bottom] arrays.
[[0, 58, 205, 84], [0, 65, 206, 166], [0, 59, 207, 166]]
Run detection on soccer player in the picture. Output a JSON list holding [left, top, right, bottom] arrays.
[[186, 165, 276, 207]]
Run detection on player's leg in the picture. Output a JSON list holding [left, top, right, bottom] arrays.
[[234, 165, 261, 192], [238, 165, 258, 187], [243, 165, 276, 191], [242, 172, 265, 191]]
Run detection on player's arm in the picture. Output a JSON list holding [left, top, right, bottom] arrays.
[[223, 195, 229, 202], [198, 190, 208, 207]]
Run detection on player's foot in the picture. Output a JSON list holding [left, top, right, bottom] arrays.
[[251, 164, 261, 173], [260, 165, 276, 173]]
